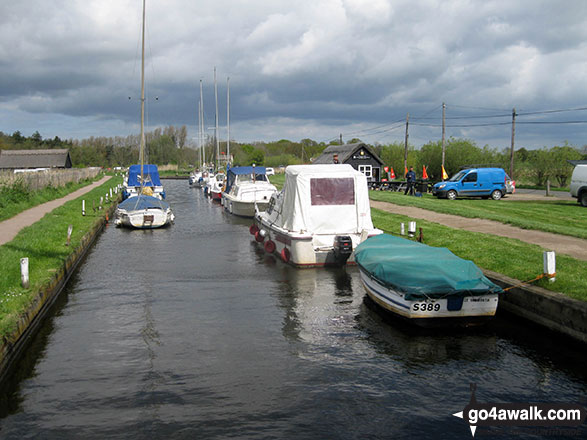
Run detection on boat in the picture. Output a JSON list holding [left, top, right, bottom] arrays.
[[114, 0, 174, 229], [189, 169, 202, 187], [354, 234, 502, 326], [209, 172, 225, 201], [251, 164, 382, 267], [123, 164, 166, 200], [221, 166, 278, 217], [114, 195, 174, 228]]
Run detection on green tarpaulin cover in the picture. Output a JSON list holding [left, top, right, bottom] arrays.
[[354, 234, 503, 300]]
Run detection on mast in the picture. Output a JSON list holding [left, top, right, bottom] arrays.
[[139, 0, 146, 185], [227, 76, 230, 163], [199, 79, 205, 166], [214, 67, 219, 170]]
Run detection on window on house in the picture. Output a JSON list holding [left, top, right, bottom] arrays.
[[358, 165, 372, 178]]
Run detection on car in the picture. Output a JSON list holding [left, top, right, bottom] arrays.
[[505, 173, 515, 194], [266, 167, 275, 176], [570, 164, 587, 207], [432, 167, 507, 200]]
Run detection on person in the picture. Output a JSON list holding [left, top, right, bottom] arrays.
[[333, 154, 339, 164], [404, 166, 416, 196]]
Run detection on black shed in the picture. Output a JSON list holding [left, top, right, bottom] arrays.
[[313, 143, 384, 182]]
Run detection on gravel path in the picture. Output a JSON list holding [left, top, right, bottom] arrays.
[[370, 200, 587, 261], [0, 176, 111, 246]]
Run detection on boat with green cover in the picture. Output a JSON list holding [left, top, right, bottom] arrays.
[[354, 234, 502, 326]]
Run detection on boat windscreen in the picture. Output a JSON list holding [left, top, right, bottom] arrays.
[[310, 178, 355, 205]]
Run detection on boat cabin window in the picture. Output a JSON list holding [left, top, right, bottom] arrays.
[[310, 178, 355, 205]]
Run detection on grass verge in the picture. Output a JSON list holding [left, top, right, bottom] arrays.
[[369, 191, 587, 240], [0, 175, 104, 222], [0, 176, 122, 338], [371, 208, 587, 302]]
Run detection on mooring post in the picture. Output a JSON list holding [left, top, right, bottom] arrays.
[[66, 224, 73, 246], [543, 251, 556, 282], [20, 257, 29, 288], [400, 223, 405, 236], [105, 192, 109, 203], [418, 227, 423, 242], [100, 197, 103, 210], [110, 188, 113, 198], [408, 221, 416, 238], [82, 199, 86, 216]]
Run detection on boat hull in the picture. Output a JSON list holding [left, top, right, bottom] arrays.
[[223, 196, 269, 218], [114, 208, 174, 229], [358, 268, 498, 327], [253, 215, 381, 267]]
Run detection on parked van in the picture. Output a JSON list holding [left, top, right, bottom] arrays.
[[432, 167, 507, 200], [570, 164, 587, 207]]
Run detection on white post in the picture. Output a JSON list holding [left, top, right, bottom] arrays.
[[100, 196, 103, 209], [408, 221, 416, 237], [67, 224, 73, 246], [543, 251, 556, 282], [105, 192, 109, 202], [400, 223, 405, 236], [110, 188, 113, 198], [82, 200, 86, 216], [20, 257, 30, 288]]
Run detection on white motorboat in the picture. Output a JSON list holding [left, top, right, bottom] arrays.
[[355, 234, 501, 327], [251, 164, 382, 267], [114, 195, 174, 229], [222, 166, 277, 217], [209, 173, 225, 201]]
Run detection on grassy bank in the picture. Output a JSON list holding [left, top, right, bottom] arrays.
[[369, 191, 587, 240], [0, 175, 103, 222], [371, 209, 587, 302], [0, 176, 122, 338]]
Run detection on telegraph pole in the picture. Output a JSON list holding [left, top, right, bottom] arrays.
[[404, 113, 409, 174], [510, 107, 516, 179], [441, 102, 446, 168]]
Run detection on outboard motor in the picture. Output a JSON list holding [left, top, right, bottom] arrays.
[[333, 235, 353, 266]]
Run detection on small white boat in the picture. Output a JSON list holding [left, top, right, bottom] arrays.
[[122, 164, 166, 200], [252, 164, 382, 267], [222, 166, 277, 217], [209, 173, 225, 201], [355, 234, 502, 327], [114, 194, 174, 229], [189, 170, 202, 187]]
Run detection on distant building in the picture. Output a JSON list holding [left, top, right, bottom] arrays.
[[0, 149, 73, 170], [313, 143, 384, 181]]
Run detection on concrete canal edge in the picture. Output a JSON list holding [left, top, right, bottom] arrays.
[[485, 270, 587, 344], [0, 203, 118, 385]]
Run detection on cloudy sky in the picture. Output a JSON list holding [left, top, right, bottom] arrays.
[[2, 0, 587, 150]]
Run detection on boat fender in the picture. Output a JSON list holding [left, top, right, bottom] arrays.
[[249, 224, 259, 235], [255, 231, 265, 242], [280, 247, 290, 263], [264, 239, 276, 254]]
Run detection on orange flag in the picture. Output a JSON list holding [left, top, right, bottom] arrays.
[[389, 167, 396, 180], [441, 165, 448, 180], [404, 166, 408, 177], [422, 165, 429, 180]]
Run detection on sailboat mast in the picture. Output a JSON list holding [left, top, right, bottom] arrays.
[[227, 76, 230, 163], [139, 0, 146, 185], [214, 67, 219, 170], [200, 79, 205, 166]]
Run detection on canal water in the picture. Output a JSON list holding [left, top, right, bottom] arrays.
[[1, 179, 586, 439]]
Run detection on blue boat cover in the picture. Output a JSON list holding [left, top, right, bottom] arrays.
[[354, 234, 503, 300], [127, 164, 162, 186], [225, 166, 268, 193], [118, 195, 169, 211]]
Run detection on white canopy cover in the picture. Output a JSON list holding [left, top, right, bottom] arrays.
[[276, 164, 375, 234]]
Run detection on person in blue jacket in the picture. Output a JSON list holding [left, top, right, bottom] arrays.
[[404, 166, 416, 196]]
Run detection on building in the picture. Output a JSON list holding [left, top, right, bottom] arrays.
[[0, 149, 73, 170], [313, 143, 384, 181]]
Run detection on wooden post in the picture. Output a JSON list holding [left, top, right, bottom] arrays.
[[441, 102, 446, 170], [546, 179, 551, 197], [66, 224, 73, 246], [543, 251, 556, 282], [20, 257, 29, 288], [400, 223, 405, 236], [418, 227, 423, 243]]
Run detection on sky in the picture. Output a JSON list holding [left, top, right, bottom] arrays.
[[1, 0, 587, 150]]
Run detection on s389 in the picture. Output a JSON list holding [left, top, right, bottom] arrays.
[[412, 302, 440, 312]]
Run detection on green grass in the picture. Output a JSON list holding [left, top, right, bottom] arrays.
[[0, 176, 102, 222], [371, 209, 587, 302], [269, 173, 285, 189], [369, 191, 587, 240], [0, 176, 122, 338]]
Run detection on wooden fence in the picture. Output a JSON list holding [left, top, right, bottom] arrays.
[[0, 168, 102, 191]]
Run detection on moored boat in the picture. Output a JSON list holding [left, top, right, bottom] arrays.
[[354, 234, 502, 326], [209, 173, 225, 201], [222, 166, 277, 217], [114, 194, 174, 228], [122, 164, 166, 200], [252, 164, 382, 267]]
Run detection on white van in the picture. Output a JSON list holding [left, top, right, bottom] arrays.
[[570, 164, 587, 207]]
